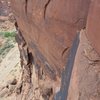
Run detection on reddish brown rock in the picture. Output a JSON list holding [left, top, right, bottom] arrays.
[[86, 0, 100, 55], [10, 0, 100, 100], [11, 0, 91, 79], [68, 30, 100, 100]]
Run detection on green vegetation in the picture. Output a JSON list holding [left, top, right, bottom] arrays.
[[0, 41, 14, 57], [0, 31, 16, 62], [0, 31, 16, 38], [0, 31, 16, 42], [4, 31, 16, 37]]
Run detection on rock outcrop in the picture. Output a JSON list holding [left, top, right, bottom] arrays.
[[10, 0, 100, 100]]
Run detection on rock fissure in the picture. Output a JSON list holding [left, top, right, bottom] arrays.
[[44, 0, 51, 19]]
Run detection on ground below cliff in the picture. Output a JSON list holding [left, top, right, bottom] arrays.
[[0, 0, 21, 99]]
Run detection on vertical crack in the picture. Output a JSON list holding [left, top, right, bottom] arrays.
[[44, 0, 51, 19], [25, 0, 28, 14], [62, 47, 69, 57]]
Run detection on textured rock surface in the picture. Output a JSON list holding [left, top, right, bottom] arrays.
[[0, 0, 15, 31], [86, 0, 100, 55], [11, 0, 91, 79], [10, 0, 100, 100], [67, 30, 100, 100]]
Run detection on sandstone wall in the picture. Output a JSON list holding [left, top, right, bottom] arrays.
[[10, 0, 100, 100], [11, 0, 91, 78]]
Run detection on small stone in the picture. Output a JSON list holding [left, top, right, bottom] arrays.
[[7, 78, 17, 85]]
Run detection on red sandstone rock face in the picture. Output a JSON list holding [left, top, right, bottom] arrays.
[[68, 30, 100, 100], [10, 0, 100, 100], [86, 0, 100, 55], [11, 0, 91, 78]]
